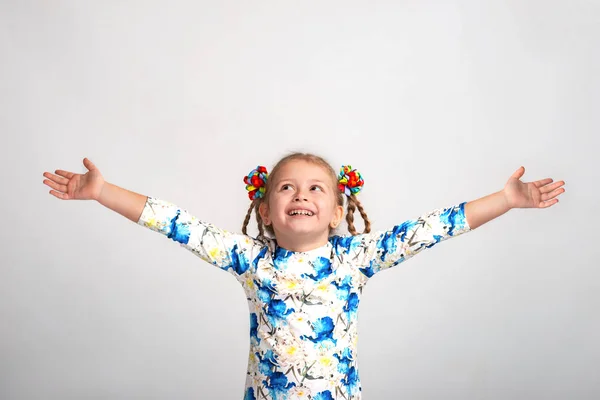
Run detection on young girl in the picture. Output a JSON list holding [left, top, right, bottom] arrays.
[[42, 153, 565, 400]]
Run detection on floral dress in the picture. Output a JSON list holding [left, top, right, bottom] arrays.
[[137, 196, 472, 399]]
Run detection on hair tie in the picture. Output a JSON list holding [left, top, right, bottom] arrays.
[[338, 165, 364, 196], [243, 166, 268, 200]]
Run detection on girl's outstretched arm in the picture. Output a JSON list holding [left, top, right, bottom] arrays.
[[336, 166, 565, 281], [44, 158, 264, 278], [464, 166, 565, 230]]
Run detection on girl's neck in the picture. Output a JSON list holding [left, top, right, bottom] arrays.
[[274, 233, 330, 253]]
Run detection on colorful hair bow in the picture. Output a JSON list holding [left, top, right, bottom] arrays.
[[338, 165, 364, 196], [243, 166, 268, 200]]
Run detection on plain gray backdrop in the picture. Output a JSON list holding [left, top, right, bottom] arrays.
[[1, 0, 598, 399]]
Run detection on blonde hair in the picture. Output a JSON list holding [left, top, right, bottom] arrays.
[[241, 152, 371, 239]]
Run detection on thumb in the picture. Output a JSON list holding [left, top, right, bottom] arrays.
[[510, 166, 525, 180], [83, 157, 97, 172]]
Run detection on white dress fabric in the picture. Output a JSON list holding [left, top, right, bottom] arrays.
[[137, 196, 472, 399]]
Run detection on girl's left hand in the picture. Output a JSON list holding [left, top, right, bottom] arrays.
[[503, 166, 565, 209]]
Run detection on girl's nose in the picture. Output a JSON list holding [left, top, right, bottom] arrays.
[[294, 194, 308, 202]]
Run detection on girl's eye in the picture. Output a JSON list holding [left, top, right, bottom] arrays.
[[281, 184, 292, 190], [311, 185, 322, 191]]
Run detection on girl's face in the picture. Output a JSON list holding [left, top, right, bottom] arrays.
[[259, 160, 344, 248]]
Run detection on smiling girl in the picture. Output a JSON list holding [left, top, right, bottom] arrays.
[[43, 153, 565, 399]]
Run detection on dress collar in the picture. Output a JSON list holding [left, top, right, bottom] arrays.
[[272, 239, 334, 261]]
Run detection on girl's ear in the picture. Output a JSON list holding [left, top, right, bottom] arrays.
[[259, 202, 271, 225], [330, 205, 344, 228]]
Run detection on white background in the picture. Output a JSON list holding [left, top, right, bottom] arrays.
[[1, 1, 597, 398]]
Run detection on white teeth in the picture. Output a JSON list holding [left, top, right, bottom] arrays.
[[289, 210, 313, 216]]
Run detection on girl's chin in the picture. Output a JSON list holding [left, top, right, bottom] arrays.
[[284, 217, 317, 224], [279, 223, 325, 234]]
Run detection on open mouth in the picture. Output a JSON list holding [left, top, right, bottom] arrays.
[[288, 209, 314, 216]]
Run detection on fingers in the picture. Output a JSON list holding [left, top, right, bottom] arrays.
[[540, 180, 565, 194], [49, 190, 70, 200], [541, 187, 566, 201], [43, 172, 69, 185], [43, 176, 67, 193], [53, 169, 74, 179], [534, 178, 553, 188], [539, 198, 558, 208]]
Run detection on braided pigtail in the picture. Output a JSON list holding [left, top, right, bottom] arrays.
[[345, 194, 371, 235], [254, 201, 266, 239], [241, 199, 269, 239], [337, 164, 370, 236], [241, 200, 257, 235], [242, 166, 269, 239]]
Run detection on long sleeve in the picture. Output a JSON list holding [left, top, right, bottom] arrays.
[[136, 196, 264, 277], [334, 202, 471, 280]]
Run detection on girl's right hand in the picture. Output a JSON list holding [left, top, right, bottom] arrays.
[[43, 158, 105, 201]]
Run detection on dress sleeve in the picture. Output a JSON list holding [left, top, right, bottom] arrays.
[[337, 201, 472, 280], [136, 196, 262, 278]]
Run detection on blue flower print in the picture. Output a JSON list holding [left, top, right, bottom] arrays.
[[265, 299, 294, 327], [256, 350, 278, 375], [332, 275, 353, 300], [427, 235, 444, 248], [377, 230, 398, 260], [330, 235, 361, 255], [359, 259, 377, 279], [256, 278, 277, 303], [334, 347, 354, 374], [341, 366, 360, 396], [166, 211, 190, 244], [314, 391, 335, 400], [273, 246, 294, 264], [263, 371, 296, 400], [252, 246, 269, 270], [439, 202, 468, 236], [377, 219, 419, 261], [301, 316, 337, 347], [343, 292, 359, 321], [302, 256, 333, 281], [229, 243, 252, 275], [244, 387, 256, 400], [250, 313, 260, 345]]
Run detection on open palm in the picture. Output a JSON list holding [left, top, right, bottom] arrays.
[[42, 158, 105, 201], [503, 166, 565, 209]]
